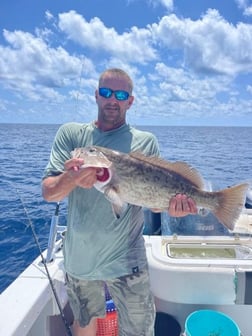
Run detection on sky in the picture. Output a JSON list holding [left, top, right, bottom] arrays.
[[0, 0, 251, 126]]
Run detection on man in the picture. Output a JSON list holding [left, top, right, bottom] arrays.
[[42, 68, 197, 336]]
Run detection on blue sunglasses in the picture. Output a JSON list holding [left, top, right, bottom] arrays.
[[99, 87, 130, 101]]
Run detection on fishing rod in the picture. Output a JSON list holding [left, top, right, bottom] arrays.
[[15, 187, 73, 336]]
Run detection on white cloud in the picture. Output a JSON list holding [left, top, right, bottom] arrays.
[[161, 0, 173, 10], [244, 6, 252, 15], [148, 0, 173, 11], [0, 29, 95, 101], [131, 62, 238, 120], [0, 8, 251, 124], [235, 0, 252, 16], [45, 10, 54, 21], [129, 0, 173, 11], [58, 9, 252, 76], [58, 10, 157, 64], [150, 9, 252, 75], [247, 85, 252, 94]]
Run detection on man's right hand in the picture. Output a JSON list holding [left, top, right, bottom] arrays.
[[42, 158, 98, 202], [64, 158, 98, 189]]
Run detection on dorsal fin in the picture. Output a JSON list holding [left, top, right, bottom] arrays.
[[129, 152, 205, 189]]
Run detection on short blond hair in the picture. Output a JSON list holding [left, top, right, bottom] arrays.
[[99, 68, 133, 94]]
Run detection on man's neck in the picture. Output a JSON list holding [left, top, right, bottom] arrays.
[[95, 120, 126, 132]]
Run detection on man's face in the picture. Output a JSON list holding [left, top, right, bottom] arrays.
[[95, 76, 134, 130]]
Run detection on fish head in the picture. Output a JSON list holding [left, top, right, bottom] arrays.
[[71, 146, 112, 169]]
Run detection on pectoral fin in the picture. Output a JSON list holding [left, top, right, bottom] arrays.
[[111, 202, 128, 219], [104, 187, 128, 218]]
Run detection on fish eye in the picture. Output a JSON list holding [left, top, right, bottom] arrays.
[[89, 148, 96, 153]]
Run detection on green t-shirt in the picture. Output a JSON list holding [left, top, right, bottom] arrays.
[[43, 122, 160, 280]]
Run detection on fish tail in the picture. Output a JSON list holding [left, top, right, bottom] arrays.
[[213, 183, 249, 231]]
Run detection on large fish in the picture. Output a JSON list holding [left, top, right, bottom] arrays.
[[71, 146, 249, 231]]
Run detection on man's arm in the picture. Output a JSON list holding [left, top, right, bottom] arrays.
[[42, 158, 97, 202]]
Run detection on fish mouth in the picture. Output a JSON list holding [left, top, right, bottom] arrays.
[[71, 147, 112, 169]]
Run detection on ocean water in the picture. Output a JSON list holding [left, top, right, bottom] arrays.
[[0, 123, 251, 293]]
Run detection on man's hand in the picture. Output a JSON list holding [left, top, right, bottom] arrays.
[[42, 158, 98, 202], [64, 158, 98, 189], [168, 194, 197, 217]]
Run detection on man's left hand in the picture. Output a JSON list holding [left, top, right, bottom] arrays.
[[168, 194, 197, 217]]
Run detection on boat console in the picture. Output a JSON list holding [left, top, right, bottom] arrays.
[[144, 204, 252, 336]]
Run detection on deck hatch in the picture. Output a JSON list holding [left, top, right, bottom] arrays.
[[166, 243, 252, 259]]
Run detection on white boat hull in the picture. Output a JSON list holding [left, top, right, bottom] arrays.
[[0, 244, 70, 336], [1, 209, 252, 335]]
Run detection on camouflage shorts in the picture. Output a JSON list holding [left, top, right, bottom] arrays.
[[66, 268, 155, 336]]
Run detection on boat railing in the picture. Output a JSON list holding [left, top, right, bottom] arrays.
[[46, 203, 67, 263]]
